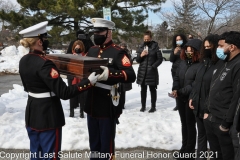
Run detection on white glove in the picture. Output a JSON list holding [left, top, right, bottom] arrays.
[[88, 72, 99, 85], [97, 66, 109, 81]]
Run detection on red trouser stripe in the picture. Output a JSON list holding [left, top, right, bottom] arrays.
[[53, 128, 59, 160]]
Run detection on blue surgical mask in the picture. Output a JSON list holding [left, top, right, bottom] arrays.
[[216, 48, 227, 60], [176, 40, 183, 46]]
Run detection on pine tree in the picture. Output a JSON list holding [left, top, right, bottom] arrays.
[[0, 0, 166, 47]]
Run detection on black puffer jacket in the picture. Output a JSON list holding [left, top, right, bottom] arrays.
[[136, 41, 163, 86], [172, 59, 201, 102], [189, 58, 216, 118]]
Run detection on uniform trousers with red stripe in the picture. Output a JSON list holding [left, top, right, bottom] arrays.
[[87, 114, 116, 160], [26, 127, 62, 160]]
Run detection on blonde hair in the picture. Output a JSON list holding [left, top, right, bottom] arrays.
[[72, 40, 85, 53], [20, 37, 39, 48]]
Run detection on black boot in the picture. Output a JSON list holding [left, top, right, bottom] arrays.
[[140, 106, 146, 112], [70, 108, 74, 117], [80, 109, 84, 118], [173, 106, 178, 111], [149, 104, 156, 113], [173, 99, 178, 111], [140, 91, 147, 112], [149, 88, 156, 113]]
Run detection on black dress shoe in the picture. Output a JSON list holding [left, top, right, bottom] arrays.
[[173, 106, 178, 111], [70, 110, 74, 117], [140, 107, 146, 112], [148, 107, 156, 113], [80, 111, 84, 118]]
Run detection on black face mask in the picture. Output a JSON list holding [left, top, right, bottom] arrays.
[[94, 31, 108, 45], [204, 49, 212, 58], [42, 40, 49, 51], [144, 41, 151, 46], [74, 48, 81, 54]]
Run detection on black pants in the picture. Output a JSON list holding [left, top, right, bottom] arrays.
[[87, 115, 116, 160], [195, 117, 207, 160], [177, 98, 196, 158], [119, 90, 126, 109], [230, 113, 239, 160], [141, 84, 156, 107], [67, 78, 85, 112], [204, 117, 234, 160]]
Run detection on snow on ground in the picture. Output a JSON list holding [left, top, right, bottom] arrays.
[[0, 45, 181, 151]]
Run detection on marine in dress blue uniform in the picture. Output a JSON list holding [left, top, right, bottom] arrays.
[[18, 21, 99, 160], [84, 18, 136, 160]]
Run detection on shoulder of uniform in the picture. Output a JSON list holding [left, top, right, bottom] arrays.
[[91, 45, 100, 48], [27, 53, 47, 61], [111, 43, 121, 50]]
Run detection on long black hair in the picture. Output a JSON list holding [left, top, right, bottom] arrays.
[[171, 34, 187, 49], [199, 34, 219, 64]]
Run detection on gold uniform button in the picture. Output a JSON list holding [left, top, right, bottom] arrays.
[[115, 73, 117, 75], [98, 55, 101, 58], [120, 73, 122, 74], [79, 87, 82, 89], [88, 83, 90, 86], [110, 73, 112, 75], [100, 50, 103, 53], [84, 85, 86, 87]]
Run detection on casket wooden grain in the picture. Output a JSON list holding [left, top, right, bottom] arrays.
[[45, 54, 108, 79]]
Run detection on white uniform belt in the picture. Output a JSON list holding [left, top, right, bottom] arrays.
[[28, 92, 56, 98], [95, 82, 112, 90]]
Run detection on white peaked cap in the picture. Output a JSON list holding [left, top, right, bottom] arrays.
[[91, 18, 115, 30], [19, 21, 48, 38]]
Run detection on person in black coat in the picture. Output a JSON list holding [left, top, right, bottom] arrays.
[[170, 34, 188, 111], [189, 34, 219, 160], [171, 39, 202, 159], [136, 30, 163, 112], [204, 31, 240, 160], [66, 30, 94, 118]]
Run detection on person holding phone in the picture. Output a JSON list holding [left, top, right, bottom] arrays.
[[171, 39, 202, 159], [170, 34, 188, 111], [136, 30, 163, 113]]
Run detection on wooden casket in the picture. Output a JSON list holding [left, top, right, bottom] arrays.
[[45, 54, 108, 79]]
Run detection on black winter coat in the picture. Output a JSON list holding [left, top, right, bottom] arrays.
[[170, 49, 181, 75], [172, 59, 201, 102], [206, 54, 240, 128], [136, 41, 163, 86], [189, 58, 216, 118]]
